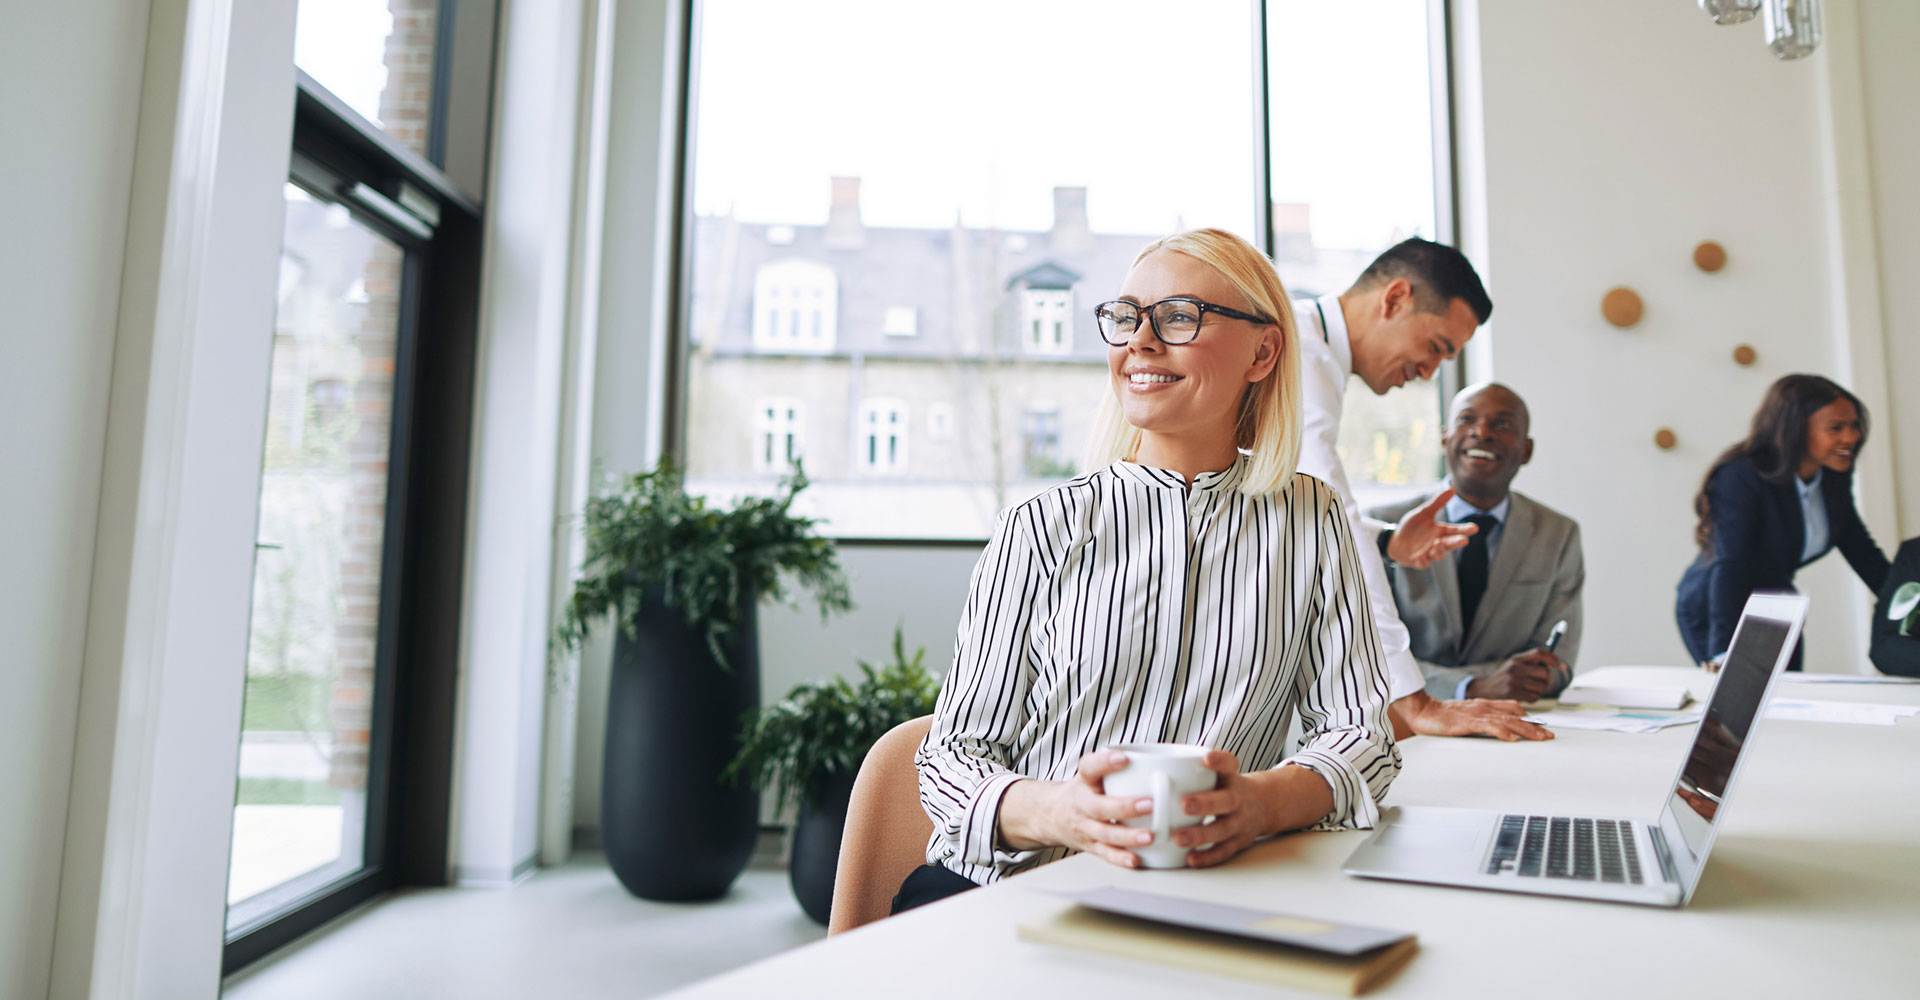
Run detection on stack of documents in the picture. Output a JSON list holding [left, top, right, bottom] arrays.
[[1527, 699, 1919, 732], [1525, 706, 1703, 734], [1556, 684, 1692, 710]]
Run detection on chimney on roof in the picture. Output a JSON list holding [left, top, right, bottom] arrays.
[[1050, 186, 1092, 254], [825, 176, 865, 249]]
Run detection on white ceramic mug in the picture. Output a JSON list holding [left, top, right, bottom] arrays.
[[1101, 743, 1220, 869]]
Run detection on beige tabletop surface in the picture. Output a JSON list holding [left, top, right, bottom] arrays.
[[665, 666, 1920, 998]]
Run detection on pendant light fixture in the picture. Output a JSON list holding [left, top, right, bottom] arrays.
[[1698, 0, 1821, 60], [1761, 0, 1823, 59], [1697, 0, 1761, 25]]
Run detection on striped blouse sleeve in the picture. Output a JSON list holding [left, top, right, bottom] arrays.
[[1281, 477, 1402, 830], [915, 503, 1048, 874]]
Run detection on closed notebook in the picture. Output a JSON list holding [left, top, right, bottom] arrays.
[[1557, 684, 1691, 710], [1016, 888, 1417, 997]]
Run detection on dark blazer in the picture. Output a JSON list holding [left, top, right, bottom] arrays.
[[1870, 537, 1920, 677], [1675, 456, 1889, 663]]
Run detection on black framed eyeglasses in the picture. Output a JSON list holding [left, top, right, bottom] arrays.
[[1093, 297, 1274, 346]]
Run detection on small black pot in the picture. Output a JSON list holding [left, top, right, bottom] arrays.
[[602, 591, 759, 901], [788, 768, 858, 925]]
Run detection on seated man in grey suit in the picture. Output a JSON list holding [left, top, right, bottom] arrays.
[[1367, 382, 1584, 702]]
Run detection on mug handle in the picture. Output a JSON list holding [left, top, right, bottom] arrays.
[[1151, 771, 1172, 846]]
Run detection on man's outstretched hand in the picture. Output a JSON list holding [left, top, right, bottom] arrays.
[[1386, 488, 1478, 569], [1390, 689, 1553, 742]]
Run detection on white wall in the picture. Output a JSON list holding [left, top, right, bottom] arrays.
[[1856, 0, 1920, 531], [52, 0, 297, 993], [1463, 0, 1912, 671], [451, 0, 598, 885], [0, 4, 152, 996]]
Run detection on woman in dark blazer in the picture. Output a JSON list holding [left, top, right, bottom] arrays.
[[1676, 374, 1889, 669]]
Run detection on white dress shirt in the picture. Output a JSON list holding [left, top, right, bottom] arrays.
[[1443, 492, 1512, 560], [1796, 470, 1828, 562], [917, 458, 1402, 885], [1292, 294, 1427, 702]]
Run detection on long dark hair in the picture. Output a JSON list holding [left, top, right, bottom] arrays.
[[1693, 374, 1869, 551]]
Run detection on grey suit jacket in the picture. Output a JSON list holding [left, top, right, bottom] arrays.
[[1364, 490, 1584, 700]]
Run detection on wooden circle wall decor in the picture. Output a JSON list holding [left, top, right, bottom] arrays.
[[1694, 240, 1728, 273], [1733, 344, 1758, 366], [1654, 428, 1678, 450], [1602, 287, 1644, 328]]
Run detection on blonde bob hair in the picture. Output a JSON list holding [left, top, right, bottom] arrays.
[[1084, 228, 1303, 496]]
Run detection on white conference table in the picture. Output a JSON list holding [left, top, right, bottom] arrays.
[[666, 667, 1920, 998]]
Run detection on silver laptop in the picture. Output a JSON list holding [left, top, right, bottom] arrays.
[[1342, 592, 1807, 907]]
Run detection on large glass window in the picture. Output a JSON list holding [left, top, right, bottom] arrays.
[[1267, 0, 1449, 506], [227, 186, 400, 932], [682, 0, 1258, 539], [681, 0, 1449, 537], [225, 0, 495, 973], [294, 0, 441, 155]]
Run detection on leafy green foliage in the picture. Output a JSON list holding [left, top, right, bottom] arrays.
[[552, 459, 852, 665], [725, 627, 941, 814]]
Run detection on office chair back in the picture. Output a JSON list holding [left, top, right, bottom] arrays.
[[827, 714, 934, 935]]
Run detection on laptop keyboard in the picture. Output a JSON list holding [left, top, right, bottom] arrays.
[[1486, 815, 1643, 884]]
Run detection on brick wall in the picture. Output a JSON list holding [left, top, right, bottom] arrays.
[[330, 0, 438, 791]]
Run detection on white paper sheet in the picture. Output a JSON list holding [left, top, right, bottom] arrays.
[[1778, 673, 1920, 685], [1765, 699, 1920, 726]]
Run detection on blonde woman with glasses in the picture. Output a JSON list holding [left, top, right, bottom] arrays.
[[900, 229, 1400, 912]]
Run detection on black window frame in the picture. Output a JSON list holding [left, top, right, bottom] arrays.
[[221, 0, 495, 972]]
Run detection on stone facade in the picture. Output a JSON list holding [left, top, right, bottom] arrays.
[[683, 180, 1386, 537]]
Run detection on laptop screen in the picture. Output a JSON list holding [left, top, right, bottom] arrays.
[[1665, 613, 1793, 858]]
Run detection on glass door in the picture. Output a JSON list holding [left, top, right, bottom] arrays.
[[222, 0, 493, 976], [226, 183, 408, 933]]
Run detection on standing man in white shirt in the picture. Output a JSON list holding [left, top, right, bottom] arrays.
[[1293, 238, 1551, 741]]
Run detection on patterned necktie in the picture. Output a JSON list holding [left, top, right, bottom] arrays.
[[1456, 514, 1501, 632]]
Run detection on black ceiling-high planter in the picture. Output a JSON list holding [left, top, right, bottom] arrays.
[[602, 591, 759, 901], [788, 767, 858, 925]]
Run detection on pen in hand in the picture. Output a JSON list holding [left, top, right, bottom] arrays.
[[1543, 620, 1570, 683], [1543, 619, 1568, 654]]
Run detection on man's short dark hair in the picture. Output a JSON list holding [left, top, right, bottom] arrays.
[[1351, 238, 1493, 324]]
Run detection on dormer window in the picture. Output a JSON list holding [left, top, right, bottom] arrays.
[[1008, 262, 1080, 357], [752, 260, 837, 352], [1022, 288, 1072, 355]]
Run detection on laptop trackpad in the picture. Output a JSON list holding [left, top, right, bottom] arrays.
[[1374, 825, 1483, 850]]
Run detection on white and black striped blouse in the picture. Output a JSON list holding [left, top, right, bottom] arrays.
[[917, 457, 1402, 885]]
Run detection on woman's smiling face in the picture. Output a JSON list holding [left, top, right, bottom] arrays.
[[1803, 397, 1862, 477], [1107, 249, 1278, 449]]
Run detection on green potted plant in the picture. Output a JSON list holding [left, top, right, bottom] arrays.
[[554, 459, 851, 901], [727, 627, 940, 924]]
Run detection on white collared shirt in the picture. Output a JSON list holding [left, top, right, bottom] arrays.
[[1443, 492, 1512, 561], [1796, 470, 1828, 562], [917, 458, 1401, 884], [1292, 294, 1427, 702]]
